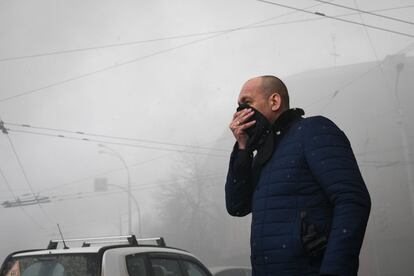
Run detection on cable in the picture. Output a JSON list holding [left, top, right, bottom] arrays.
[[5, 135, 55, 223], [318, 0, 394, 114], [314, 0, 414, 25], [302, 41, 414, 111], [5, 128, 229, 158], [0, 1, 342, 103], [0, 1, 331, 64], [0, 4, 412, 64], [0, 158, 50, 232], [0, 32, 224, 63], [0, 4, 412, 104], [4, 122, 228, 152], [256, 0, 414, 38], [1, 114, 54, 227], [6, 136, 41, 199], [352, 0, 393, 93], [1, 5, 412, 103], [0, 167, 18, 199], [45, 172, 225, 203]]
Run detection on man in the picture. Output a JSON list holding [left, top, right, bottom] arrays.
[[225, 76, 371, 276]]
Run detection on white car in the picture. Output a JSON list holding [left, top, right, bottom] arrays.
[[0, 235, 212, 276], [209, 266, 252, 276]]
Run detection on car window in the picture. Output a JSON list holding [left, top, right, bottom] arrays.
[[126, 254, 148, 276], [150, 258, 183, 276], [181, 261, 208, 276], [1, 254, 99, 276]]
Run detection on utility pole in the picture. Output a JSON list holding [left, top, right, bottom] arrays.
[[394, 59, 414, 218], [94, 178, 141, 237], [98, 144, 132, 234]]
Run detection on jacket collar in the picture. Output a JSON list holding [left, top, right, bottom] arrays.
[[273, 108, 305, 135], [252, 108, 305, 170]]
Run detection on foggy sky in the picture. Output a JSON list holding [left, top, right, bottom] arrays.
[[0, 0, 413, 273]]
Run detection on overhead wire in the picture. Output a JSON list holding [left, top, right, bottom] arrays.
[[0, 4, 412, 63], [0, 4, 412, 103], [318, 0, 394, 114], [256, 0, 414, 38], [0, 1, 333, 64], [0, 1, 351, 103], [313, 0, 414, 25], [3, 122, 228, 152], [3, 121, 227, 194], [0, 167, 18, 199], [44, 172, 226, 203], [5, 134, 55, 223], [0, 171, 225, 204], [0, 1, 410, 192], [5, 127, 229, 158], [0, 117, 54, 231], [302, 41, 414, 111], [0, 167, 49, 231]]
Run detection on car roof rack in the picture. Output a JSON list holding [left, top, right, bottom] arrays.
[[47, 235, 166, 249]]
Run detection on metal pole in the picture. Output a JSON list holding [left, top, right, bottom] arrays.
[[107, 183, 142, 237], [394, 62, 414, 218], [98, 144, 132, 234]]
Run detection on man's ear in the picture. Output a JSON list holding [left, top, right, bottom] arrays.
[[269, 93, 282, 111]]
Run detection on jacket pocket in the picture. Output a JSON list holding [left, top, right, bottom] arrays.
[[300, 210, 329, 257]]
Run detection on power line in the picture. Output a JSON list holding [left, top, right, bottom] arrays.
[[0, 4, 412, 64], [352, 0, 393, 95], [303, 41, 414, 111], [0, 33, 222, 63], [0, 1, 328, 64], [0, 1, 343, 103], [0, 155, 50, 232], [256, 0, 414, 38], [5, 134, 55, 224], [314, 0, 414, 25], [4, 122, 227, 152], [0, 167, 18, 199], [0, 3, 411, 104], [5, 128, 229, 158], [318, 0, 394, 114], [1, 173, 223, 204], [45, 172, 225, 203], [6, 136, 41, 199]]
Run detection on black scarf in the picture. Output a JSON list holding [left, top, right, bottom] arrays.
[[252, 108, 305, 170]]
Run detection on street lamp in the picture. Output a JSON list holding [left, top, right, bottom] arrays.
[[107, 183, 142, 237], [98, 144, 134, 235]]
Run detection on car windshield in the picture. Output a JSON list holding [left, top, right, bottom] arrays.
[[1, 253, 99, 276]]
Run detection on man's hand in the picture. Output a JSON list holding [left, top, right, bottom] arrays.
[[229, 108, 256, 149]]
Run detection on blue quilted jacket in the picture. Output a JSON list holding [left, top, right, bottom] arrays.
[[225, 112, 371, 276]]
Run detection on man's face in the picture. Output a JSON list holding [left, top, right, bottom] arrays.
[[238, 78, 273, 122]]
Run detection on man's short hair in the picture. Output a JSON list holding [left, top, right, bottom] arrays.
[[260, 75, 290, 109]]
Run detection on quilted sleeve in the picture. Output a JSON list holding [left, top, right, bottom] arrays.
[[225, 144, 254, 217], [303, 116, 371, 276]]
